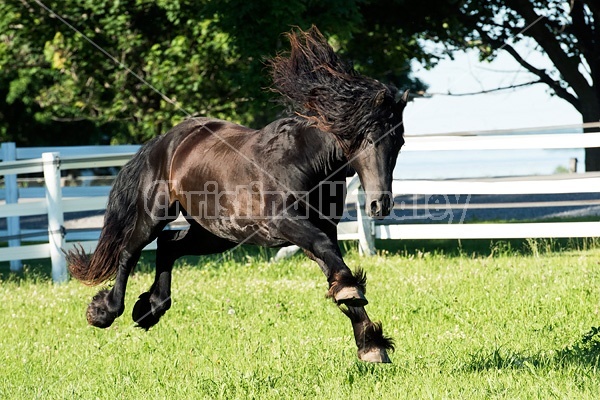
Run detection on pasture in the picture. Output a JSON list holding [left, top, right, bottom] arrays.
[[2, 240, 600, 399]]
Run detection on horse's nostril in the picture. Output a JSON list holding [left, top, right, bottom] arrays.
[[370, 200, 381, 215]]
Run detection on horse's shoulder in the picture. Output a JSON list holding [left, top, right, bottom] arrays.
[[261, 117, 316, 138]]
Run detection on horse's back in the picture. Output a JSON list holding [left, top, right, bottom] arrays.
[[166, 117, 257, 181]]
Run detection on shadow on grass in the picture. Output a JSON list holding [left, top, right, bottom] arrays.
[[134, 244, 282, 275], [376, 237, 600, 258], [2, 237, 598, 282], [0, 262, 51, 283], [464, 327, 600, 372], [0, 244, 286, 282]]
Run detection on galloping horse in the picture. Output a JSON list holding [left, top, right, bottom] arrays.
[[67, 27, 409, 363]]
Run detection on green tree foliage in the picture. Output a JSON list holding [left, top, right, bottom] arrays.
[[344, 1, 466, 88], [0, 0, 428, 146]]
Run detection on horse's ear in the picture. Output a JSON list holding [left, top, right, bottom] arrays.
[[374, 89, 386, 107], [396, 90, 410, 106]]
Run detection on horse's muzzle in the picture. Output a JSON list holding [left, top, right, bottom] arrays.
[[367, 195, 392, 218]]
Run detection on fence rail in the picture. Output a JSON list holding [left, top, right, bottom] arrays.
[[390, 174, 600, 195], [1, 125, 600, 281], [401, 132, 600, 151]]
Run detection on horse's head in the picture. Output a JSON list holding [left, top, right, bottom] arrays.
[[270, 26, 409, 217], [347, 88, 408, 218]]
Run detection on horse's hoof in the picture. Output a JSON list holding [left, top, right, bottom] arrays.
[[132, 292, 169, 330], [86, 289, 120, 328], [358, 348, 391, 363], [335, 286, 368, 307]]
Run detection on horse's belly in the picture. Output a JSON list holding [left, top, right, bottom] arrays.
[[176, 190, 288, 246], [192, 217, 286, 246]]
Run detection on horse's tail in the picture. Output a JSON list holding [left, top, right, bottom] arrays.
[[66, 137, 162, 286]]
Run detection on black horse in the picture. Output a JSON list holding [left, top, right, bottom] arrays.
[[67, 27, 409, 363]]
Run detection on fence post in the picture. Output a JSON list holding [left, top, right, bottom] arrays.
[[1, 142, 22, 272], [273, 245, 300, 261], [42, 152, 67, 283], [356, 186, 375, 256]]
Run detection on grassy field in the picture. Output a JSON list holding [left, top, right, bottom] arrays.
[[2, 240, 600, 399]]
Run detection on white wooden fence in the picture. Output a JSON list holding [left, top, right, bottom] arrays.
[[340, 130, 600, 255], [0, 147, 137, 282], [1, 126, 600, 282]]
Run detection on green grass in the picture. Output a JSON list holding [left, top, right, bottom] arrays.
[[2, 241, 600, 399]]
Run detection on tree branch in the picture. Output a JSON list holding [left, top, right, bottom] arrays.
[[502, 43, 582, 111], [583, 0, 600, 17], [505, 0, 593, 101], [475, 25, 581, 112], [432, 80, 544, 96]]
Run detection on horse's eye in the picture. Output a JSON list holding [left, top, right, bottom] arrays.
[[366, 137, 374, 145]]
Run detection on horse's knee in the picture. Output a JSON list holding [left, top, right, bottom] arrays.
[[327, 268, 368, 306]]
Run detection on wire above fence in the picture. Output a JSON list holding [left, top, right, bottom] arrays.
[[405, 121, 600, 137], [403, 132, 600, 151]]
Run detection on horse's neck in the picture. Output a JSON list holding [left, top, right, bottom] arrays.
[[261, 117, 349, 181], [306, 128, 348, 181]]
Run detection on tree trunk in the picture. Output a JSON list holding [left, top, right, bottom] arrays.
[[586, 145, 600, 172], [582, 105, 600, 172]]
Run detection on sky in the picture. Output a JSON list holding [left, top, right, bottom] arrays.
[[404, 46, 582, 135], [393, 44, 585, 179]]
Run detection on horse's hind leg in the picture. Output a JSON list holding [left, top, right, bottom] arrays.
[[87, 249, 143, 328], [86, 188, 175, 328], [132, 222, 236, 329], [86, 214, 171, 328], [130, 228, 183, 330]]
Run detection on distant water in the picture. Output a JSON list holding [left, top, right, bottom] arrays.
[[393, 148, 584, 180]]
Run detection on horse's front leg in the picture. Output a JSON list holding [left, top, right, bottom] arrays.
[[302, 248, 367, 306], [273, 217, 393, 362], [278, 218, 366, 306], [304, 249, 393, 362], [343, 306, 394, 363]]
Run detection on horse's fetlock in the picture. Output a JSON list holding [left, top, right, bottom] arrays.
[[150, 293, 171, 314]]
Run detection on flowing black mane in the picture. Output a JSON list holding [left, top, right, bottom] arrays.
[[270, 26, 395, 153]]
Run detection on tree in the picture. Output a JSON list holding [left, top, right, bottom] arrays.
[[0, 0, 428, 146], [345, 1, 466, 90], [442, 0, 600, 171], [0, 0, 279, 145]]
